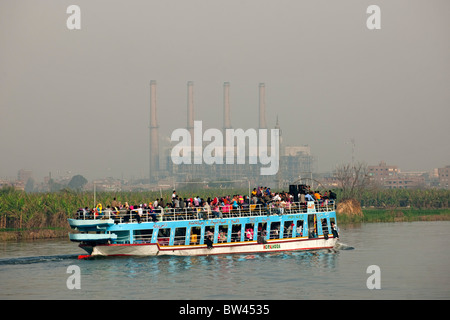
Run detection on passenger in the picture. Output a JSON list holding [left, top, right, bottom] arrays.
[[219, 231, 227, 243], [305, 193, 314, 202], [314, 191, 322, 201], [296, 224, 303, 237], [148, 205, 157, 222], [272, 193, 281, 201], [222, 203, 231, 216], [104, 206, 113, 219], [231, 197, 239, 210], [285, 223, 294, 238], [212, 203, 222, 218], [328, 190, 337, 200], [81, 207, 88, 218], [173, 196, 180, 208], [202, 201, 211, 219], [280, 199, 286, 214], [111, 197, 118, 210], [331, 222, 339, 239], [205, 236, 213, 249], [299, 193, 306, 204], [179, 198, 185, 209], [245, 228, 254, 240]]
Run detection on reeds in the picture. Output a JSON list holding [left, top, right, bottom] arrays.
[[0, 186, 449, 233]]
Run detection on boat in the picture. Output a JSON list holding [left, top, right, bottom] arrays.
[[68, 186, 340, 257]]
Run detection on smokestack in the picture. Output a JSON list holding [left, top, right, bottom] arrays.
[[187, 81, 194, 137], [259, 83, 267, 129], [149, 80, 159, 182], [223, 82, 231, 131]]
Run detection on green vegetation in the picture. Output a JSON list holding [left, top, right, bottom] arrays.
[[338, 208, 450, 224], [0, 185, 449, 240]]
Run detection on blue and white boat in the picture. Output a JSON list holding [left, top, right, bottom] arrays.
[[68, 187, 339, 257]]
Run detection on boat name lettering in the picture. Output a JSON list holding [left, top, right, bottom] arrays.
[[188, 221, 205, 226], [211, 219, 228, 225], [264, 244, 281, 250]]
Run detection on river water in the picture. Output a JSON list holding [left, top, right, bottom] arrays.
[[0, 221, 449, 300]]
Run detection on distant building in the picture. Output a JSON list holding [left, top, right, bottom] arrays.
[[383, 175, 425, 189], [17, 169, 32, 183], [368, 161, 399, 181], [368, 161, 431, 189], [438, 165, 450, 189]]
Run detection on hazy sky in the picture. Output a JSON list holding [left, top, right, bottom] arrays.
[[1, 0, 449, 181]]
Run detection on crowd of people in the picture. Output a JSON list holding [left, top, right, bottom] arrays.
[[76, 186, 337, 221]]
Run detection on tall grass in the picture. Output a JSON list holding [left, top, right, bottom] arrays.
[[0, 186, 249, 230], [0, 186, 449, 231]]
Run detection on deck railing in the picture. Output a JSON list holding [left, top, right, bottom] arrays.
[[74, 200, 336, 224]]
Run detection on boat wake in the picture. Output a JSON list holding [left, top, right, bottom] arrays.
[[0, 254, 79, 266], [334, 242, 355, 250]]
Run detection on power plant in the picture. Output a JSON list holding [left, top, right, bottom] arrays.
[[148, 81, 315, 186]]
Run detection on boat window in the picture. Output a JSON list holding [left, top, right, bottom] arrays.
[[133, 229, 153, 243], [269, 221, 280, 239], [157, 228, 171, 245], [284, 221, 294, 238], [204, 226, 215, 243], [218, 225, 229, 243], [257, 222, 268, 243], [190, 226, 201, 245], [321, 218, 329, 238], [174, 227, 186, 246], [244, 223, 254, 241], [296, 220, 304, 237], [308, 214, 317, 238], [113, 230, 130, 244], [231, 224, 242, 242], [329, 217, 338, 238], [257, 222, 267, 237]]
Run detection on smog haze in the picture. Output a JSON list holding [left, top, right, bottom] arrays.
[[1, 0, 449, 181]]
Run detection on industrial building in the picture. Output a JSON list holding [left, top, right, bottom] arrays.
[[148, 81, 315, 187]]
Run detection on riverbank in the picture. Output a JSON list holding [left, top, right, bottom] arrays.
[[0, 227, 70, 242], [338, 207, 450, 223]]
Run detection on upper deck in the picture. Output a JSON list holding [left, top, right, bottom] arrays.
[[73, 200, 336, 225]]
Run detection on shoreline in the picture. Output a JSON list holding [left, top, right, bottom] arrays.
[[1, 208, 449, 242], [0, 227, 70, 242]]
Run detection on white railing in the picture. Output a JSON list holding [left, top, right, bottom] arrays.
[[74, 200, 336, 223]]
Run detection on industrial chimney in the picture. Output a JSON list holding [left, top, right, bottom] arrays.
[[259, 83, 267, 129], [149, 80, 159, 182], [223, 82, 231, 131], [187, 81, 194, 139]]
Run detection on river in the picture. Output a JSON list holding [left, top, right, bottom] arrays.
[[0, 221, 449, 300]]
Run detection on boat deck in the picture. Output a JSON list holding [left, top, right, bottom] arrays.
[[74, 200, 336, 224]]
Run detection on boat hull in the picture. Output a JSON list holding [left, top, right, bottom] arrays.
[[80, 236, 338, 257]]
